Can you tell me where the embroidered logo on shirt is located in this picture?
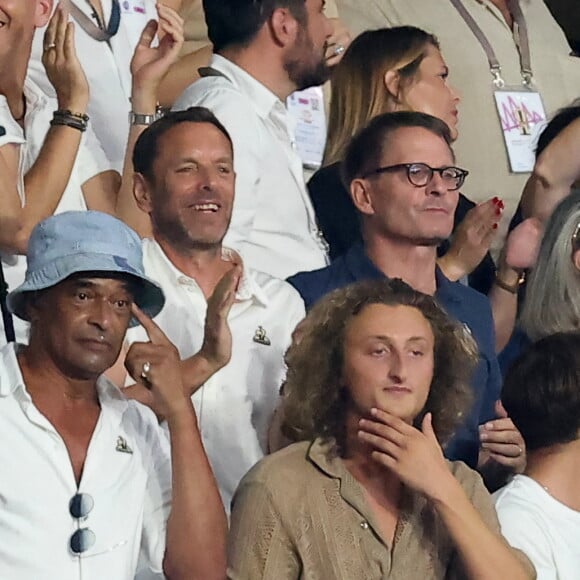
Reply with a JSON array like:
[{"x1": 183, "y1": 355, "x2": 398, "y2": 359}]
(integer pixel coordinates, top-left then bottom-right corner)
[
  {"x1": 253, "y1": 326, "x2": 271, "y2": 346},
  {"x1": 116, "y1": 436, "x2": 133, "y2": 454}
]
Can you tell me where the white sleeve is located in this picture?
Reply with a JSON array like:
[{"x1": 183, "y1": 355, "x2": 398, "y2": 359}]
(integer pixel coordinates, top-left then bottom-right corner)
[
  {"x1": 496, "y1": 505, "x2": 557, "y2": 580},
  {"x1": 0, "y1": 96, "x2": 25, "y2": 147},
  {"x1": 136, "y1": 413, "x2": 173, "y2": 578},
  {"x1": 76, "y1": 120, "x2": 115, "y2": 185},
  {"x1": 176, "y1": 86, "x2": 263, "y2": 257}
]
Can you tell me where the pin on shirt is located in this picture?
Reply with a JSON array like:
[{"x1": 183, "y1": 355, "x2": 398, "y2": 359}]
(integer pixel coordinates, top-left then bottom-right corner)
[
  {"x1": 116, "y1": 436, "x2": 133, "y2": 454},
  {"x1": 253, "y1": 326, "x2": 271, "y2": 346}
]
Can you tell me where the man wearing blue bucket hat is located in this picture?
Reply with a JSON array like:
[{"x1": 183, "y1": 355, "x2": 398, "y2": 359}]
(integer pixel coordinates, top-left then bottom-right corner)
[{"x1": 0, "y1": 210, "x2": 227, "y2": 579}]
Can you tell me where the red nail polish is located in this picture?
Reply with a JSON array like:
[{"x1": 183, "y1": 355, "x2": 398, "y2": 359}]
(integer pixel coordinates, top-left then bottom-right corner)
[
  {"x1": 492, "y1": 196, "x2": 499, "y2": 204},
  {"x1": 493, "y1": 223, "x2": 498, "y2": 229}
]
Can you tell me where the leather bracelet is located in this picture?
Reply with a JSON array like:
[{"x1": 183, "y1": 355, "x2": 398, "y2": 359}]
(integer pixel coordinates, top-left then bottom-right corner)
[
  {"x1": 55, "y1": 109, "x2": 89, "y2": 122},
  {"x1": 50, "y1": 112, "x2": 88, "y2": 132},
  {"x1": 494, "y1": 270, "x2": 526, "y2": 294}
]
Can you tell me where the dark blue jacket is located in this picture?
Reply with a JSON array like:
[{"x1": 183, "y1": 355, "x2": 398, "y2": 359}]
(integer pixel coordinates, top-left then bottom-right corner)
[{"x1": 288, "y1": 244, "x2": 502, "y2": 468}]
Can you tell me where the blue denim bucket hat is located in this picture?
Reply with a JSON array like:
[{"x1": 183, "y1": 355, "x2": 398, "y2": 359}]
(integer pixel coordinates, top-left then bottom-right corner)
[{"x1": 7, "y1": 211, "x2": 165, "y2": 326}]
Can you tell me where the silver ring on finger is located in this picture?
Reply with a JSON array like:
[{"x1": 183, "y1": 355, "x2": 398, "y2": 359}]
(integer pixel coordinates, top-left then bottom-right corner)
[
  {"x1": 44, "y1": 43, "x2": 57, "y2": 51},
  {"x1": 140, "y1": 361, "x2": 151, "y2": 380},
  {"x1": 334, "y1": 43, "x2": 345, "y2": 56}
]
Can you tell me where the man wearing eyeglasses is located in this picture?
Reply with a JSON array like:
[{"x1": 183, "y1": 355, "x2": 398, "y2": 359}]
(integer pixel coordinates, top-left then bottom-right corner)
[
  {"x1": 0, "y1": 211, "x2": 227, "y2": 579},
  {"x1": 288, "y1": 111, "x2": 525, "y2": 485}
]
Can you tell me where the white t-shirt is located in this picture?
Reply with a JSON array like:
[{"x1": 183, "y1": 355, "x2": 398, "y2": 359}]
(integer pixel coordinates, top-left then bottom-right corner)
[
  {"x1": 0, "y1": 79, "x2": 110, "y2": 346},
  {"x1": 28, "y1": 0, "x2": 157, "y2": 171},
  {"x1": 173, "y1": 54, "x2": 330, "y2": 279},
  {"x1": 494, "y1": 474, "x2": 580, "y2": 579},
  {"x1": 0, "y1": 343, "x2": 172, "y2": 580},
  {"x1": 125, "y1": 239, "x2": 306, "y2": 512}
]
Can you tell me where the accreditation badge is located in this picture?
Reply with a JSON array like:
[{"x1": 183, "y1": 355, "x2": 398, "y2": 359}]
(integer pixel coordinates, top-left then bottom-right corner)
[
  {"x1": 493, "y1": 89, "x2": 547, "y2": 173},
  {"x1": 287, "y1": 86, "x2": 327, "y2": 171},
  {"x1": 120, "y1": 0, "x2": 146, "y2": 14}
]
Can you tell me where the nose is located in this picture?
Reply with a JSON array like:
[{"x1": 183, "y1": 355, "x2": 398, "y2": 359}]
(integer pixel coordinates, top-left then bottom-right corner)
[
  {"x1": 324, "y1": 14, "x2": 334, "y2": 39},
  {"x1": 450, "y1": 83, "x2": 461, "y2": 104},
  {"x1": 88, "y1": 298, "x2": 114, "y2": 331},
  {"x1": 426, "y1": 171, "x2": 448, "y2": 197},
  {"x1": 387, "y1": 350, "x2": 406, "y2": 383}
]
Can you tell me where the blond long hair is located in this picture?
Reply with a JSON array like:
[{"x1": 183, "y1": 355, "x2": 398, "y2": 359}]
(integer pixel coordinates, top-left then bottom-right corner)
[
  {"x1": 281, "y1": 279, "x2": 478, "y2": 451},
  {"x1": 324, "y1": 26, "x2": 440, "y2": 166}
]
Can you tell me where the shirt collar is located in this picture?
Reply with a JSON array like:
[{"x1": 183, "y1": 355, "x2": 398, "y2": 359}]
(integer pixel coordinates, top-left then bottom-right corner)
[
  {"x1": 344, "y1": 244, "x2": 461, "y2": 304},
  {"x1": 0, "y1": 343, "x2": 128, "y2": 421},
  {"x1": 23, "y1": 76, "x2": 49, "y2": 117},
  {"x1": 0, "y1": 343, "x2": 25, "y2": 397},
  {"x1": 145, "y1": 239, "x2": 270, "y2": 307},
  {"x1": 209, "y1": 54, "x2": 282, "y2": 120}
]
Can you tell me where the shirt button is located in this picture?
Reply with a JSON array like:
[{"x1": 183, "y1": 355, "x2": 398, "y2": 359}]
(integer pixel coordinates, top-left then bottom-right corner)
[{"x1": 360, "y1": 521, "x2": 369, "y2": 530}]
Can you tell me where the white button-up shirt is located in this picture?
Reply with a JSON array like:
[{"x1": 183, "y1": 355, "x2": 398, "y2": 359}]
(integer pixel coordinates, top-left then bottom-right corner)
[
  {"x1": 173, "y1": 54, "x2": 330, "y2": 279},
  {"x1": 0, "y1": 343, "x2": 172, "y2": 580},
  {"x1": 125, "y1": 239, "x2": 305, "y2": 511},
  {"x1": 0, "y1": 79, "x2": 110, "y2": 346},
  {"x1": 28, "y1": 0, "x2": 157, "y2": 171}
]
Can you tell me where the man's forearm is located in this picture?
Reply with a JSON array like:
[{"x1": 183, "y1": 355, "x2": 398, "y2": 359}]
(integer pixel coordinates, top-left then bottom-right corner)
[
  {"x1": 163, "y1": 404, "x2": 227, "y2": 580},
  {"x1": 431, "y1": 477, "x2": 533, "y2": 579},
  {"x1": 19, "y1": 121, "x2": 85, "y2": 250}
]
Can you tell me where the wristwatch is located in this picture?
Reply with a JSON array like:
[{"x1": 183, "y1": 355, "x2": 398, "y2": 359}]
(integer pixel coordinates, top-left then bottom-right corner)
[{"x1": 129, "y1": 111, "x2": 158, "y2": 126}]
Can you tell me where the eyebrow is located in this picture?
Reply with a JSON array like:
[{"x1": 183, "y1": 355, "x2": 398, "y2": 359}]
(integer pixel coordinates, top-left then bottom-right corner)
[
  {"x1": 368, "y1": 335, "x2": 430, "y2": 345},
  {"x1": 176, "y1": 155, "x2": 233, "y2": 165},
  {"x1": 71, "y1": 278, "x2": 131, "y2": 292}
]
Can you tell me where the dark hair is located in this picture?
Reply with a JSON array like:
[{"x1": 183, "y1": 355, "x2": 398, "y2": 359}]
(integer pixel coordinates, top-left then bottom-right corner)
[
  {"x1": 281, "y1": 278, "x2": 478, "y2": 450},
  {"x1": 536, "y1": 99, "x2": 580, "y2": 158},
  {"x1": 203, "y1": 0, "x2": 307, "y2": 53},
  {"x1": 341, "y1": 111, "x2": 454, "y2": 188},
  {"x1": 132, "y1": 107, "x2": 233, "y2": 182},
  {"x1": 502, "y1": 332, "x2": 580, "y2": 452}
]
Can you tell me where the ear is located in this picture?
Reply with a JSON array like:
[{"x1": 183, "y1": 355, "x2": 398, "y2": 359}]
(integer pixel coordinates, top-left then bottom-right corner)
[
  {"x1": 35, "y1": 0, "x2": 54, "y2": 28},
  {"x1": 383, "y1": 70, "x2": 402, "y2": 103},
  {"x1": 269, "y1": 7, "x2": 299, "y2": 48},
  {"x1": 573, "y1": 247, "x2": 580, "y2": 271},
  {"x1": 133, "y1": 173, "x2": 154, "y2": 214},
  {"x1": 350, "y1": 178, "x2": 375, "y2": 217}
]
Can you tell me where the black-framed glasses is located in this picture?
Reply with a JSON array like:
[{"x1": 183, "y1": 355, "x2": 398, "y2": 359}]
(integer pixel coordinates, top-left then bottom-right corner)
[
  {"x1": 362, "y1": 162, "x2": 469, "y2": 191},
  {"x1": 69, "y1": 493, "x2": 96, "y2": 555}
]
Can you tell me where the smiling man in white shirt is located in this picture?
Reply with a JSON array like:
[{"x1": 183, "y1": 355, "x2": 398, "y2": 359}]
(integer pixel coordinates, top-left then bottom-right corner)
[
  {"x1": 173, "y1": 0, "x2": 333, "y2": 279},
  {"x1": 116, "y1": 106, "x2": 306, "y2": 512}
]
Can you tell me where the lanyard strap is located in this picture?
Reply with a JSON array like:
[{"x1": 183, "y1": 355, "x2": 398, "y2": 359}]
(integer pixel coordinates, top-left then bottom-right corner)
[
  {"x1": 0, "y1": 260, "x2": 15, "y2": 344},
  {"x1": 63, "y1": 0, "x2": 121, "y2": 43},
  {"x1": 449, "y1": 0, "x2": 533, "y2": 87}
]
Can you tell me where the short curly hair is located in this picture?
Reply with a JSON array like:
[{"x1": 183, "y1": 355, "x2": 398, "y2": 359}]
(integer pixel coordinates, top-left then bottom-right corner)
[{"x1": 281, "y1": 279, "x2": 478, "y2": 451}]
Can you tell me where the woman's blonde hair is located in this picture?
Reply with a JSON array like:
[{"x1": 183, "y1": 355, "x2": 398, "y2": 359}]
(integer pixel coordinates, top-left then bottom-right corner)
[
  {"x1": 281, "y1": 279, "x2": 478, "y2": 451},
  {"x1": 324, "y1": 26, "x2": 440, "y2": 165}
]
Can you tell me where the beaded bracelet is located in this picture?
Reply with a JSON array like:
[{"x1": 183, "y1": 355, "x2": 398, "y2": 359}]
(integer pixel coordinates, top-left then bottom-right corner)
[{"x1": 50, "y1": 109, "x2": 89, "y2": 132}]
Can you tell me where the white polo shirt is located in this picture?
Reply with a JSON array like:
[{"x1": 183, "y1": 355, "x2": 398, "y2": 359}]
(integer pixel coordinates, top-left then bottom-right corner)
[
  {"x1": 125, "y1": 239, "x2": 306, "y2": 511},
  {"x1": 28, "y1": 0, "x2": 157, "y2": 171},
  {"x1": 173, "y1": 54, "x2": 330, "y2": 279},
  {"x1": 0, "y1": 343, "x2": 172, "y2": 580},
  {"x1": 0, "y1": 79, "x2": 110, "y2": 346}
]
